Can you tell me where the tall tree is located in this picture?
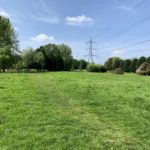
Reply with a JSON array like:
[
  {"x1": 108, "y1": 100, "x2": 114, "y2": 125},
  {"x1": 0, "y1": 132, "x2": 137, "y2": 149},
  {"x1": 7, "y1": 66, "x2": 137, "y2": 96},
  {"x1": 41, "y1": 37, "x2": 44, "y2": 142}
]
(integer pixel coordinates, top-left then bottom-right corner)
[
  {"x1": 0, "y1": 47, "x2": 12, "y2": 72},
  {"x1": 57, "y1": 44, "x2": 73, "y2": 71},
  {"x1": 104, "y1": 57, "x2": 113, "y2": 71},
  {"x1": 136, "y1": 56, "x2": 146, "y2": 68},
  {"x1": 146, "y1": 56, "x2": 150, "y2": 63},
  {"x1": 0, "y1": 16, "x2": 17, "y2": 72},
  {"x1": 79, "y1": 59, "x2": 88, "y2": 70},
  {"x1": 119, "y1": 60, "x2": 125, "y2": 70},
  {"x1": 33, "y1": 51, "x2": 45, "y2": 71},
  {"x1": 37, "y1": 44, "x2": 64, "y2": 71},
  {"x1": 72, "y1": 59, "x2": 80, "y2": 70},
  {"x1": 105, "y1": 57, "x2": 122, "y2": 70},
  {"x1": 22, "y1": 48, "x2": 34, "y2": 70},
  {"x1": 123, "y1": 59, "x2": 131, "y2": 72},
  {"x1": 112, "y1": 57, "x2": 122, "y2": 70},
  {"x1": 130, "y1": 58, "x2": 138, "y2": 72}
]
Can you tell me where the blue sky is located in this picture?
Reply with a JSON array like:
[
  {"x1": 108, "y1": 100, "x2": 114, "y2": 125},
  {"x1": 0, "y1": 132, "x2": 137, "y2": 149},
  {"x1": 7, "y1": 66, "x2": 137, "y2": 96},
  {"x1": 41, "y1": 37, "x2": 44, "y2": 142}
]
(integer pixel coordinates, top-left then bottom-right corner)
[{"x1": 0, "y1": 0, "x2": 150, "y2": 63}]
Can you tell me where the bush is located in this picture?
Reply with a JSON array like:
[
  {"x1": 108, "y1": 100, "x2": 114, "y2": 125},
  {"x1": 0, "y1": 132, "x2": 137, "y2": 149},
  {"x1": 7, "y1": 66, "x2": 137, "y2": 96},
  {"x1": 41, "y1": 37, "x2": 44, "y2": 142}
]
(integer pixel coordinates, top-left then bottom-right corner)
[
  {"x1": 99, "y1": 65, "x2": 107, "y2": 72},
  {"x1": 86, "y1": 64, "x2": 99, "y2": 72},
  {"x1": 86, "y1": 64, "x2": 107, "y2": 73},
  {"x1": 113, "y1": 68, "x2": 124, "y2": 74},
  {"x1": 137, "y1": 70, "x2": 150, "y2": 76},
  {"x1": 136, "y1": 62, "x2": 150, "y2": 76},
  {"x1": 14, "y1": 61, "x2": 24, "y2": 70}
]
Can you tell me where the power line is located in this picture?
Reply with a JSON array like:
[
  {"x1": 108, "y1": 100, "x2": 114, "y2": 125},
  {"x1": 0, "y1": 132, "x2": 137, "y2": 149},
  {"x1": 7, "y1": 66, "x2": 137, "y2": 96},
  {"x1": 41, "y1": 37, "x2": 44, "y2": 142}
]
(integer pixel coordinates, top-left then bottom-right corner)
[
  {"x1": 115, "y1": 31, "x2": 150, "y2": 45},
  {"x1": 100, "y1": 39, "x2": 150, "y2": 54},
  {"x1": 100, "y1": 31, "x2": 150, "y2": 49},
  {"x1": 85, "y1": 38, "x2": 97, "y2": 63},
  {"x1": 99, "y1": 13, "x2": 150, "y2": 48},
  {"x1": 111, "y1": 14, "x2": 150, "y2": 39},
  {"x1": 117, "y1": 39, "x2": 150, "y2": 50},
  {"x1": 96, "y1": 0, "x2": 149, "y2": 59},
  {"x1": 127, "y1": 47, "x2": 150, "y2": 54},
  {"x1": 101, "y1": 0, "x2": 146, "y2": 33},
  {"x1": 97, "y1": 0, "x2": 149, "y2": 48},
  {"x1": 101, "y1": 48, "x2": 150, "y2": 61}
]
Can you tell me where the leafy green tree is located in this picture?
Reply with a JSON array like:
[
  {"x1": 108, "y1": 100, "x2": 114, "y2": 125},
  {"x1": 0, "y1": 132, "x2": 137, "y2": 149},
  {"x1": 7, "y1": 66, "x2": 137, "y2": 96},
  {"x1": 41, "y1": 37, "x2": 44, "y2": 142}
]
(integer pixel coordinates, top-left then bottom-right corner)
[
  {"x1": 137, "y1": 56, "x2": 146, "y2": 68},
  {"x1": 33, "y1": 51, "x2": 45, "y2": 71},
  {"x1": 37, "y1": 44, "x2": 64, "y2": 71},
  {"x1": 22, "y1": 48, "x2": 34, "y2": 70},
  {"x1": 0, "y1": 47, "x2": 13, "y2": 72},
  {"x1": 57, "y1": 44, "x2": 73, "y2": 71},
  {"x1": 104, "y1": 57, "x2": 113, "y2": 71},
  {"x1": 146, "y1": 56, "x2": 150, "y2": 63},
  {"x1": 79, "y1": 59, "x2": 88, "y2": 70},
  {"x1": 112, "y1": 57, "x2": 122, "y2": 70},
  {"x1": 119, "y1": 60, "x2": 125, "y2": 70},
  {"x1": 0, "y1": 16, "x2": 18, "y2": 72},
  {"x1": 72, "y1": 59, "x2": 80, "y2": 70},
  {"x1": 123, "y1": 59, "x2": 131, "y2": 72},
  {"x1": 105, "y1": 57, "x2": 122, "y2": 70},
  {"x1": 130, "y1": 58, "x2": 138, "y2": 72}
]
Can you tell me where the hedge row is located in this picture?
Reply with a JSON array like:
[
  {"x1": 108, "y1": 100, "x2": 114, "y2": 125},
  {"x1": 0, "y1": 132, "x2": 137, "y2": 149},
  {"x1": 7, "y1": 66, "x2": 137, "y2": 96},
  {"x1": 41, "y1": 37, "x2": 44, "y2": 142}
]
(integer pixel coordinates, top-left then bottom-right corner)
[{"x1": 86, "y1": 64, "x2": 107, "y2": 72}]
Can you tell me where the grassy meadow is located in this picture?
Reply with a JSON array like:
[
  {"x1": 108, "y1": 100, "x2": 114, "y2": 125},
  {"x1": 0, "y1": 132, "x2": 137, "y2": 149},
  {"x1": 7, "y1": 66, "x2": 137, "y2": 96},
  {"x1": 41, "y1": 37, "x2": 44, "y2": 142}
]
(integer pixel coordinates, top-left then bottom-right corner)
[{"x1": 0, "y1": 72, "x2": 150, "y2": 149}]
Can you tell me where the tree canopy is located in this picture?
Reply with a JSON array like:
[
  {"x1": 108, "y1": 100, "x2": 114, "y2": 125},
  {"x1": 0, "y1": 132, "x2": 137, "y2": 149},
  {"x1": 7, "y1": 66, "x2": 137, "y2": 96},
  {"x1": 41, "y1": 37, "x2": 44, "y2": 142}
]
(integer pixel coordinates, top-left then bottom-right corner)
[
  {"x1": 104, "y1": 56, "x2": 149, "y2": 73},
  {"x1": 0, "y1": 16, "x2": 18, "y2": 72}
]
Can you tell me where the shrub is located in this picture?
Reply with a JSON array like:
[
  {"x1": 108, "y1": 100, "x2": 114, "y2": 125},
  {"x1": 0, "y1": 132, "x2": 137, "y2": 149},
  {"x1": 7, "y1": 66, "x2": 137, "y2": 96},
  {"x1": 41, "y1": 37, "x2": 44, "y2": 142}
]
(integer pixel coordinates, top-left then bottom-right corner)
[
  {"x1": 136, "y1": 62, "x2": 150, "y2": 76},
  {"x1": 86, "y1": 64, "x2": 99, "y2": 72},
  {"x1": 136, "y1": 70, "x2": 150, "y2": 76},
  {"x1": 99, "y1": 65, "x2": 107, "y2": 72},
  {"x1": 14, "y1": 61, "x2": 24, "y2": 70},
  {"x1": 113, "y1": 68, "x2": 124, "y2": 74},
  {"x1": 86, "y1": 64, "x2": 107, "y2": 73}
]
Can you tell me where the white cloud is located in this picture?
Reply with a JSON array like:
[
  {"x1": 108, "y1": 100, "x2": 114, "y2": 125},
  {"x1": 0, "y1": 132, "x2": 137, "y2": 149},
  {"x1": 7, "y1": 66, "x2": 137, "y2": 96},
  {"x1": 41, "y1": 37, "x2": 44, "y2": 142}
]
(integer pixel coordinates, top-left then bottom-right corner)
[
  {"x1": 112, "y1": 50, "x2": 124, "y2": 56},
  {"x1": 0, "y1": 10, "x2": 10, "y2": 18},
  {"x1": 30, "y1": 34, "x2": 54, "y2": 43},
  {"x1": 66, "y1": 15, "x2": 94, "y2": 26}
]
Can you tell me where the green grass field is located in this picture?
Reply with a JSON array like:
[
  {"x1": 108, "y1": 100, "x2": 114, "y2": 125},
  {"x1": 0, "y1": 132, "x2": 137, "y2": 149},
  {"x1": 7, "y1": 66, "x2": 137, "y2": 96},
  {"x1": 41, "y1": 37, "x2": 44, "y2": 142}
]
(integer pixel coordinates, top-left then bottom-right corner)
[{"x1": 0, "y1": 72, "x2": 150, "y2": 150}]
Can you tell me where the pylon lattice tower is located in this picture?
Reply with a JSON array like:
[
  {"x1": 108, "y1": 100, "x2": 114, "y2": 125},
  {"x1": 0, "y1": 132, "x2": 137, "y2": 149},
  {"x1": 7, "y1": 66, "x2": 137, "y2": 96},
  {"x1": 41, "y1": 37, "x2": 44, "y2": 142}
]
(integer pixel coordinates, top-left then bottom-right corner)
[{"x1": 86, "y1": 38, "x2": 96, "y2": 63}]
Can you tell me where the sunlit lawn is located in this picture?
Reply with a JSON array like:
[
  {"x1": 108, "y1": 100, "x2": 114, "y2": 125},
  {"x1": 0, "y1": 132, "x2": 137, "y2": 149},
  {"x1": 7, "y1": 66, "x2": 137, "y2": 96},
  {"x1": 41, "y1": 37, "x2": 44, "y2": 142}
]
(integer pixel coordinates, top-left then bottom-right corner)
[{"x1": 0, "y1": 72, "x2": 150, "y2": 149}]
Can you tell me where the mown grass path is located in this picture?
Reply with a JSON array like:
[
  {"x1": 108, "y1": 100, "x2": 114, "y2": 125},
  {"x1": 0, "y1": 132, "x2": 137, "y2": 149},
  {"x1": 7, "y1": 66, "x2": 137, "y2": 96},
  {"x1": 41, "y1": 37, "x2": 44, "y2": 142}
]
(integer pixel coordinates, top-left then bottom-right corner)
[{"x1": 0, "y1": 72, "x2": 150, "y2": 149}]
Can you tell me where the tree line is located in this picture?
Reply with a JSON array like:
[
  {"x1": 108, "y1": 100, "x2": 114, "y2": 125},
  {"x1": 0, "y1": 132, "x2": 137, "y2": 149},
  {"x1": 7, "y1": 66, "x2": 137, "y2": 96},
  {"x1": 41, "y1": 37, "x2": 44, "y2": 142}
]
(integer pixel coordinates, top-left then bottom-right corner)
[
  {"x1": 104, "y1": 56, "x2": 150, "y2": 72},
  {"x1": 17, "y1": 44, "x2": 72, "y2": 71},
  {"x1": 1, "y1": 15, "x2": 149, "y2": 73},
  {"x1": 0, "y1": 15, "x2": 88, "y2": 72},
  {"x1": 16, "y1": 45, "x2": 88, "y2": 71}
]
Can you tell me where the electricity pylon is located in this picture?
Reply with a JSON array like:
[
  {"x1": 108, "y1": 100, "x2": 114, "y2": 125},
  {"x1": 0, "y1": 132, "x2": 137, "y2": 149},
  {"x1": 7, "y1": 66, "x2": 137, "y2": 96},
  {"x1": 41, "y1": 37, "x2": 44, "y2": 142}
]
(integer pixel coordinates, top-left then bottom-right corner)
[{"x1": 86, "y1": 38, "x2": 96, "y2": 63}]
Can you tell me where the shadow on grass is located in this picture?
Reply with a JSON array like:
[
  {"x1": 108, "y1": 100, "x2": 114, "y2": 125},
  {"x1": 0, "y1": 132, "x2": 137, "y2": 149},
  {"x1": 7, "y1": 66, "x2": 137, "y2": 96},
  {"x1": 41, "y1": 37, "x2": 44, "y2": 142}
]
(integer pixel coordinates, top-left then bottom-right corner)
[
  {"x1": 0, "y1": 69, "x2": 74, "y2": 74},
  {"x1": 0, "y1": 86, "x2": 5, "y2": 89}
]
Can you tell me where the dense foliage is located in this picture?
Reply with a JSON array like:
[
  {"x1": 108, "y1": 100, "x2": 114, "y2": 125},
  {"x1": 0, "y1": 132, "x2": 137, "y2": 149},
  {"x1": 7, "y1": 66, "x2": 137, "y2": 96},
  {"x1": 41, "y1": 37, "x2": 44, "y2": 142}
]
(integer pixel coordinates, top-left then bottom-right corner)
[
  {"x1": 72, "y1": 59, "x2": 88, "y2": 70},
  {"x1": 37, "y1": 44, "x2": 64, "y2": 71},
  {"x1": 86, "y1": 64, "x2": 107, "y2": 72},
  {"x1": 0, "y1": 16, "x2": 19, "y2": 72},
  {"x1": 18, "y1": 44, "x2": 72, "y2": 71},
  {"x1": 104, "y1": 56, "x2": 150, "y2": 73},
  {"x1": 15, "y1": 44, "x2": 88, "y2": 72}
]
